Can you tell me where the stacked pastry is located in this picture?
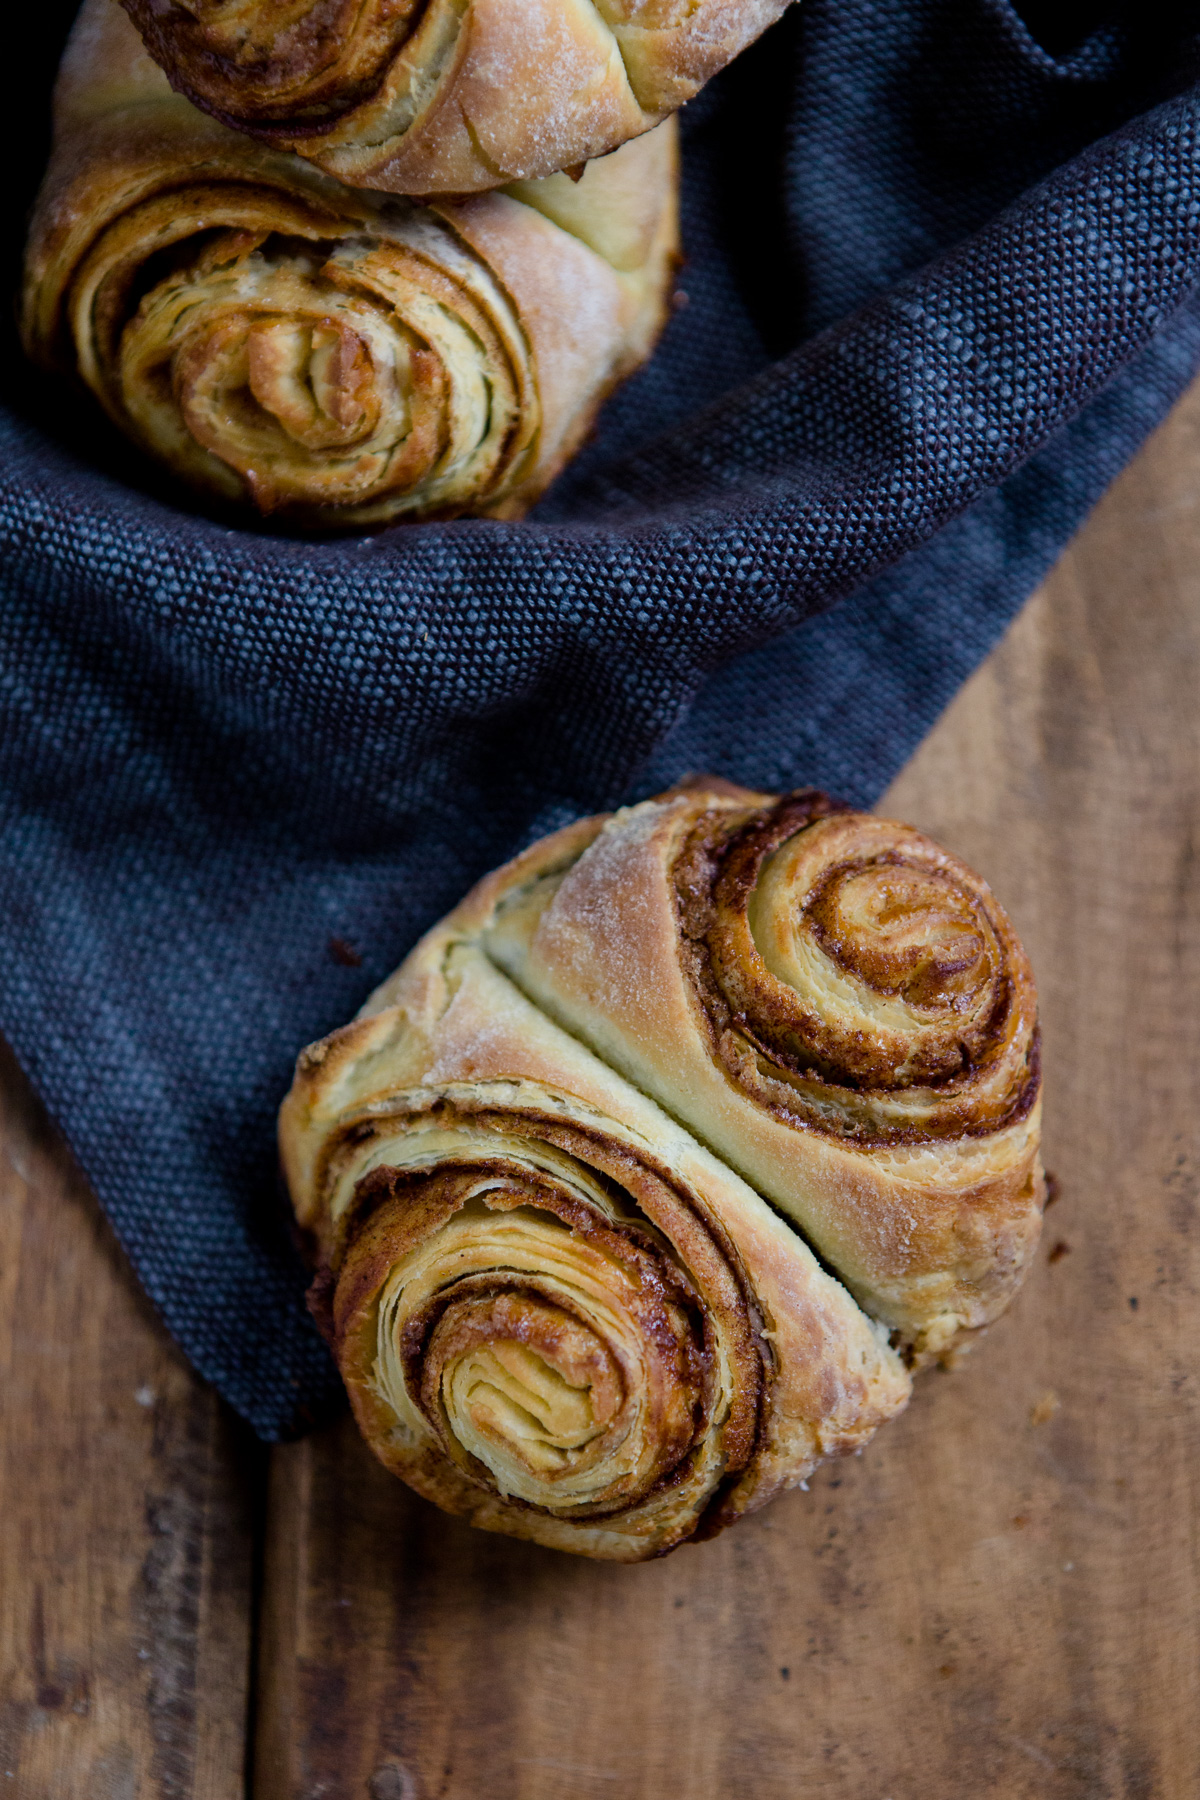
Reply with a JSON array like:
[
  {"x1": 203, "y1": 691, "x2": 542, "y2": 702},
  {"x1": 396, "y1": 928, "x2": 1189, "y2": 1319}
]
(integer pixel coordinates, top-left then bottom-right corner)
[
  {"x1": 21, "y1": 0, "x2": 793, "y2": 526},
  {"x1": 282, "y1": 783, "x2": 1045, "y2": 1560}
]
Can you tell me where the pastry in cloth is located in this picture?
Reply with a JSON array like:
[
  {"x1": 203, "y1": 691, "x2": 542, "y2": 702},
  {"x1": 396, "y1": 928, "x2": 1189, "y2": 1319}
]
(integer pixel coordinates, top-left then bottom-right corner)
[
  {"x1": 21, "y1": 0, "x2": 678, "y2": 528},
  {"x1": 116, "y1": 0, "x2": 790, "y2": 195},
  {"x1": 280, "y1": 783, "x2": 1044, "y2": 1559}
]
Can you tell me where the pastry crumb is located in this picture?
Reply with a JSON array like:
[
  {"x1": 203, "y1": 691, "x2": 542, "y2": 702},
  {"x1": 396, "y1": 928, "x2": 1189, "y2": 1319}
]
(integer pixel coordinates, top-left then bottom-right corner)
[{"x1": 1030, "y1": 1390, "x2": 1060, "y2": 1426}]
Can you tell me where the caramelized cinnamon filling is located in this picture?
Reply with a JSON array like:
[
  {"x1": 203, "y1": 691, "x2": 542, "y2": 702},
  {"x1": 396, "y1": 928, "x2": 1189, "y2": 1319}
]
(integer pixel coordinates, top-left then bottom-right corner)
[
  {"x1": 676, "y1": 792, "x2": 1040, "y2": 1143},
  {"x1": 124, "y1": 0, "x2": 431, "y2": 130},
  {"x1": 330, "y1": 1121, "x2": 763, "y2": 1520},
  {"x1": 79, "y1": 214, "x2": 528, "y2": 521}
]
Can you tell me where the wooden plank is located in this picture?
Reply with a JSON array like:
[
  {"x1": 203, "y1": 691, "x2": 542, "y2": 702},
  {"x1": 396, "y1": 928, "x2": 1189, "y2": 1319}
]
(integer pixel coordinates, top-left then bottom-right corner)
[
  {"x1": 0, "y1": 1038, "x2": 261, "y2": 1799},
  {"x1": 254, "y1": 377, "x2": 1200, "y2": 1800}
]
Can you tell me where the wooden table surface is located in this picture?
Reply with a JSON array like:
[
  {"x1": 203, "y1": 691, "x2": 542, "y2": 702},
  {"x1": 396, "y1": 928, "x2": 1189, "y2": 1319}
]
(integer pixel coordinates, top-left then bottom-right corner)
[{"x1": 3, "y1": 375, "x2": 1200, "y2": 1800}]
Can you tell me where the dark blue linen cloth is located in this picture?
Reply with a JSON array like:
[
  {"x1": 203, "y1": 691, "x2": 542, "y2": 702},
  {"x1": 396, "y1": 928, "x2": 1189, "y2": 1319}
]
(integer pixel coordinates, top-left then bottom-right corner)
[{"x1": 1, "y1": 1, "x2": 1198, "y2": 1437}]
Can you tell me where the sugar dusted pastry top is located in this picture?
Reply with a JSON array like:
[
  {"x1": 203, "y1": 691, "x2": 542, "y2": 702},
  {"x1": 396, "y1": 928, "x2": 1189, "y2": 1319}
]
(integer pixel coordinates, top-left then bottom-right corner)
[{"x1": 117, "y1": 0, "x2": 794, "y2": 194}]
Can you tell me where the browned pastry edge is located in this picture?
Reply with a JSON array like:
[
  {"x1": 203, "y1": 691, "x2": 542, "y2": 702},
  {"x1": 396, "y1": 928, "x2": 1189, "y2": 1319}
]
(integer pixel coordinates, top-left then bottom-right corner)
[{"x1": 123, "y1": 0, "x2": 429, "y2": 130}]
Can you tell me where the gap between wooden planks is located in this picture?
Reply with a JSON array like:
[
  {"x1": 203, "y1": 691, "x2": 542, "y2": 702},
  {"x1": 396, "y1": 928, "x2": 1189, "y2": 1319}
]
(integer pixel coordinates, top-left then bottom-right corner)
[
  {"x1": 4, "y1": 376, "x2": 1200, "y2": 1798},
  {"x1": 0, "y1": 1030, "x2": 261, "y2": 1798}
]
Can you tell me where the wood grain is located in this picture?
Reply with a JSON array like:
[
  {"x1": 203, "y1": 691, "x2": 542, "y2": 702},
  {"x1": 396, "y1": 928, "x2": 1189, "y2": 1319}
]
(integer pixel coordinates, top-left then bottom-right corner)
[
  {"x1": 0, "y1": 1039, "x2": 261, "y2": 1800},
  {"x1": 253, "y1": 381, "x2": 1200, "y2": 1800}
]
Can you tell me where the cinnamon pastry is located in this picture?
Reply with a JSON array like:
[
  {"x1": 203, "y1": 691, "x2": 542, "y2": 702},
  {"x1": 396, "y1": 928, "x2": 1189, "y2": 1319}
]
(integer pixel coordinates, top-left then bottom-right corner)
[
  {"x1": 282, "y1": 783, "x2": 1044, "y2": 1556},
  {"x1": 115, "y1": 0, "x2": 790, "y2": 196},
  {"x1": 279, "y1": 838, "x2": 910, "y2": 1561},
  {"x1": 484, "y1": 783, "x2": 1045, "y2": 1362},
  {"x1": 21, "y1": 0, "x2": 677, "y2": 527}
]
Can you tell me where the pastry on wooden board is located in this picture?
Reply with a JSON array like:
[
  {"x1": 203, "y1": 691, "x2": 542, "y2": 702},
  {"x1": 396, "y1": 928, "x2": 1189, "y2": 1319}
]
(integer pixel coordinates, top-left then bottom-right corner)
[
  {"x1": 280, "y1": 782, "x2": 1044, "y2": 1560},
  {"x1": 115, "y1": 0, "x2": 791, "y2": 195},
  {"x1": 22, "y1": 0, "x2": 678, "y2": 528}
]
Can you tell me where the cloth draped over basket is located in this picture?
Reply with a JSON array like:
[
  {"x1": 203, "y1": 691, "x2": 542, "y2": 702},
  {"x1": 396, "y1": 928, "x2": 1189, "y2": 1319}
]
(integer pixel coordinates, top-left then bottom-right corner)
[{"x1": 0, "y1": 0, "x2": 1197, "y2": 1436}]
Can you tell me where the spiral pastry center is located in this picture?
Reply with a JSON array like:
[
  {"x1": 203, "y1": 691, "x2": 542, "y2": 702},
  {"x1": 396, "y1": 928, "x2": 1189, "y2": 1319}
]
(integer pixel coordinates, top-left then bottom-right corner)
[
  {"x1": 780, "y1": 861, "x2": 995, "y2": 1014},
  {"x1": 180, "y1": 302, "x2": 399, "y2": 478},
  {"x1": 369, "y1": 1183, "x2": 708, "y2": 1513},
  {"x1": 117, "y1": 231, "x2": 457, "y2": 511},
  {"x1": 429, "y1": 1293, "x2": 624, "y2": 1477},
  {"x1": 243, "y1": 313, "x2": 382, "y2": 447},
  {"x1": 698, "y1": 804, "x2": 1037, "y2": 1129}
]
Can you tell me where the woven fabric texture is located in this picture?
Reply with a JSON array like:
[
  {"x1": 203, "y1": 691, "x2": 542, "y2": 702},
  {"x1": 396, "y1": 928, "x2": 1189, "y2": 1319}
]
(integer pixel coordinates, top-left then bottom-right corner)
[{"x1": 1, "y1": 0, "x2": 1198, "y2": 1436}]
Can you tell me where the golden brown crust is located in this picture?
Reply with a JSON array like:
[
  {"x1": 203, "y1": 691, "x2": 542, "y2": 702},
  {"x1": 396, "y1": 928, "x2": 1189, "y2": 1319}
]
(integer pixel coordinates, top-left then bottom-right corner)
[
  {"x1": 279, "y1": 896, "x2": 909, "y2": 1561},
  {"x1": 118, "y1": 0, "x2": 792, "y2": 195},
  {"x1": 22, "y1": 0, "x2": 678, "y2": 529},
  {"x1": 482, "y1": 784, "x2": 1045, "y2": 1362}
]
